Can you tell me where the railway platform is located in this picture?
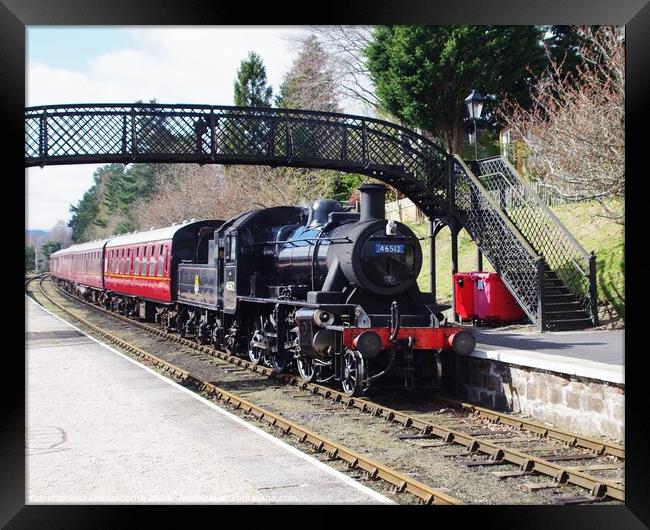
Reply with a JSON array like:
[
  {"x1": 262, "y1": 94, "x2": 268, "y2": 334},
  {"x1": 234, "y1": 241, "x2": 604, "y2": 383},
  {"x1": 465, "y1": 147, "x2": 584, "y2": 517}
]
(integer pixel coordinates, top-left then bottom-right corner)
[
  {"x1": 25, "y1": 298, "x2": 391, "y2": 504},
  {"x1": 473, "y1": 327, "x2": 623, "y2": 381},
  {"x1": 448, "y1": 326, "x2": 625, "y2": 442}
]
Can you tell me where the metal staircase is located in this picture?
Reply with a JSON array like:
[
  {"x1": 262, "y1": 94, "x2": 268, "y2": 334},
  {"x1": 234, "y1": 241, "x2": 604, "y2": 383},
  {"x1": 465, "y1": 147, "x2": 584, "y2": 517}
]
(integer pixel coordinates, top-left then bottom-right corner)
[
  {"x1": 455, "y1": 155, "x2": 597, "y2": 330},
  {"x1": 24, "y1": 104, "x2": 598, "y2": 330}
]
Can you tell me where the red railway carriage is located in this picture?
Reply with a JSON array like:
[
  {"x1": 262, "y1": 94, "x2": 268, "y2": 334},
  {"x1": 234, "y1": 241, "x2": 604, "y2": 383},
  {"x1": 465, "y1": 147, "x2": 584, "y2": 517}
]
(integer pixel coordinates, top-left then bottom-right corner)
[
  {"x1": 50, "y1": 239, "x2": 110, "y2": 289},
  {"x1": 103, "y1": 220, "x2": 221, "y2": 304}
]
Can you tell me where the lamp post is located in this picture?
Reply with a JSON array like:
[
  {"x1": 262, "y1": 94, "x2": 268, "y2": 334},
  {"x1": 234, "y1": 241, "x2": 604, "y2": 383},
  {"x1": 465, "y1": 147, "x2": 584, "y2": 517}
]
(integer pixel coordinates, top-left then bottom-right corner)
[
  {"x1": 465, "y1": 89, "x2": 487, "y2": 272},
  {"x1": 465, "y1": 89, "x2": 486, "y2": 161}
]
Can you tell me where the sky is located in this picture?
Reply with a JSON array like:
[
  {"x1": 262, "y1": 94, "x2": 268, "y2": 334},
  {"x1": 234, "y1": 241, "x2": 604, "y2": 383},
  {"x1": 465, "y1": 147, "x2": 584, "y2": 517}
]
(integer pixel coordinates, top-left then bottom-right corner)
[{"x1": 26, "y1": 26, "x2": 364, "y2": 231}]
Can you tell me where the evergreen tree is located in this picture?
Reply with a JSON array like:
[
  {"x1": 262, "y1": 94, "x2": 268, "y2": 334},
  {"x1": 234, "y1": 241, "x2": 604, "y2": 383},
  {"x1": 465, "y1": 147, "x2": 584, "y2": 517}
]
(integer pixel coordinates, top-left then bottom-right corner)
[
  {"x1": 365, "y1": 26, "x2": 547, "y2": 153},
  {"x1": 101, "y1": 164, "x2": 128, "y2": 213},
  {"x1": 544, "y1": 25, "x2": 602, "y2": 76},
  {"x1": 25, "y1": 245, "x2": 34, "y2": 272},
  {"x1": 68, "y1": 163, "x2": 157, "y2": 241},
  {"x1": 331, "y1": 173, "x2": 366, "y2": 202},
  {"x1": 40, "y1": 241, "x2": 62, "y2": 270},
  {"x1": 233, "y1": 52, "x2": 273, "y2": 107},
  {"x1": 68, "y1": 187, "x2": 99, "y2": 242}
]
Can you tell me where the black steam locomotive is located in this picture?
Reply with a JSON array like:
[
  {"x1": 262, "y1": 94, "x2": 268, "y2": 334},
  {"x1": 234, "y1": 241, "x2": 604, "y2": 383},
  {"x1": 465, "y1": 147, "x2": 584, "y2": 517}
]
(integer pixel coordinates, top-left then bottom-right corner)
[{"x1": 173, "y1": 184, "x2": 475, "y2": 396}]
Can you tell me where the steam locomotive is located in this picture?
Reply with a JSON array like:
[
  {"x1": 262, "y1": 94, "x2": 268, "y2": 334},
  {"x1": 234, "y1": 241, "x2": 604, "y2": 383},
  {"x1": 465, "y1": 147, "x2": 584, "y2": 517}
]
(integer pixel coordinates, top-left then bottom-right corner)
[{"x1": 51, "y1": 184, "x2": 475, "y2": 396}]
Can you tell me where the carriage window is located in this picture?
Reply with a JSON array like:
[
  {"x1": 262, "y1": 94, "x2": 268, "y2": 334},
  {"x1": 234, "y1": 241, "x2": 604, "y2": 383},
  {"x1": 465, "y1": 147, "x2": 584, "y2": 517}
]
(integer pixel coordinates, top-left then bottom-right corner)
[
  {"x1": 126, "y1": 249, "x2": 132, "y2": 275},
  {"x1": 149, "y1": 246, "x2": 156, "y2": 276},
  {"x1": 157, "y1": 245, "x2": 164, "y2": 276}
]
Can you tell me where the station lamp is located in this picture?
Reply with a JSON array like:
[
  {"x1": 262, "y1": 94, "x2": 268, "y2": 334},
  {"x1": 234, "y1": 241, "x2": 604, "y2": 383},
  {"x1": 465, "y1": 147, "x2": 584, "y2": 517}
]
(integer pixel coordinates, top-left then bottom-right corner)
[{"x1": 465, "y1": 89, "x2": 486, "y2": 160}]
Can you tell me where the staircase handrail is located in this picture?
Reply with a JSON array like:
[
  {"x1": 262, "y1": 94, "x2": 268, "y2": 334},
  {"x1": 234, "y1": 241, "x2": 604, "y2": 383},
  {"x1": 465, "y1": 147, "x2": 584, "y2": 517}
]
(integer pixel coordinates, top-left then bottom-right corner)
[
  {"x1": 474, "y1": 156, "x2": 596, "y2": 324},
  {"x1": 454, "y1": 156, "x2": 540, "y2": 260},
  {"x1": 476, "y1": 169, "x2": 589, "y2": 280},
  {"x1": 478, "y1": 156, "x2": 591, "y2": 261}
]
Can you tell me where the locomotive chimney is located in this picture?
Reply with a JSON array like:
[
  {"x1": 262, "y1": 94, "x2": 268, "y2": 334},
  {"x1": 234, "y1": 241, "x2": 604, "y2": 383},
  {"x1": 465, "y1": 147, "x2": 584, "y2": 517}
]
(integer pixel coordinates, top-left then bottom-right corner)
[{"x1": 359, "y1": 183, "x2": 386, "y2": 222}]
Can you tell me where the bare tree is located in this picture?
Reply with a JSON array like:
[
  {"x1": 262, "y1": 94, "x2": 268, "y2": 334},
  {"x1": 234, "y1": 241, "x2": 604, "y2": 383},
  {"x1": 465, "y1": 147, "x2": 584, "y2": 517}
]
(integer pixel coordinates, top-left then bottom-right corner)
[
  {"x1": 49, "y1": 220, "x2": 72, "y2": 247},
  {"x1": 277, "y1": 34, "x2": 341, "y2": 113},
  {"x1": 224, "y1": 165, "x2": 339, "y2": 207},
  {"x1": 134, "y1": 163, "x2": 339, "y2": 229},
  {"x1": 500, "y1": 26, "x2": 624, "y2": 222},
  {"x1": 134, "y1": 165, "x2": 246, "y2": 229},
  {"x1": 308, "y1": 26, "x2": 380, "y2": 113}
]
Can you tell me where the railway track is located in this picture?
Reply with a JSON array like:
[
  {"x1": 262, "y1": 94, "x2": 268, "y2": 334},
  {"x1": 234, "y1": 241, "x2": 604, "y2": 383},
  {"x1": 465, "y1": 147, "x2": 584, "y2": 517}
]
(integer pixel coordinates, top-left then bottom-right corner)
[{"x1": 27, "y1": 275, "x2": 625, "y2": 504}]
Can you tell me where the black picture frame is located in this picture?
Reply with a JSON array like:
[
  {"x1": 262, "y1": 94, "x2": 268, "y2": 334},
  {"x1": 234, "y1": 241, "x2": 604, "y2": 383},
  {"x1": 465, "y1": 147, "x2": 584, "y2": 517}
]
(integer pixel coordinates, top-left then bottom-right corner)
[{"x1": 7, "y1": 1, "x2": 647, "y2": 527}]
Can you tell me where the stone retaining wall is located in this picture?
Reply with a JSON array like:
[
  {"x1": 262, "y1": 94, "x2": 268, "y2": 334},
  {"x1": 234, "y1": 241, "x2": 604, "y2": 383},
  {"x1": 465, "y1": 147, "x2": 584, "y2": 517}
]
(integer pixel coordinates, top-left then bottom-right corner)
[{"x1": 444, "y1": 355, "x2": 624, "y2": 442}]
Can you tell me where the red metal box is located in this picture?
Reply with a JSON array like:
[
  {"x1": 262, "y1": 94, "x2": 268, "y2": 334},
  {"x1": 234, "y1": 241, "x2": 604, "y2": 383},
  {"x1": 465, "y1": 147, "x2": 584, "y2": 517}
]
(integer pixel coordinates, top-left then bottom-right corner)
[
  {"x1": 453, "y1": 272, "x2": 477, "y2": 322},
  {"x1": 473, "y1": 272, "x2": 525, "y2": 324}
]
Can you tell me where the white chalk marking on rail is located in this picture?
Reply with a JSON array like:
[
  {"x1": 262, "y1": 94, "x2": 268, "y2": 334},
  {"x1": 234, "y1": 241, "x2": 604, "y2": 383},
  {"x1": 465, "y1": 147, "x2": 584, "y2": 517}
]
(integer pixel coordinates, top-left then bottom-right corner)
[{"x1": 25, "y1": 296, "x2": 394, "y2": 504}]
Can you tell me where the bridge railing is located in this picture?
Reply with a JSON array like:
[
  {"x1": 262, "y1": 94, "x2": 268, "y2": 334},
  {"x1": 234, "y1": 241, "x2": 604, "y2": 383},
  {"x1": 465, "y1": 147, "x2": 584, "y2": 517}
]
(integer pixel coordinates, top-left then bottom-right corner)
[
  {"x1": 25, "y1": 103, "x2": 450, "y2": 217},
  {"x1": 472, "y1": 156, "x2": 597, "y2": 324},
  {"x1": 453, "y1": 156, "x2": 543, "y2": 327}
]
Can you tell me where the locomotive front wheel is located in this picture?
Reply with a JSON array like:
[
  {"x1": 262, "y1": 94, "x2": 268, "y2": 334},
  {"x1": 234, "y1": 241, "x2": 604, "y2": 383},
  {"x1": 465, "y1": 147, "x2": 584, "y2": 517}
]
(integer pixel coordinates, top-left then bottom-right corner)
[
  {"x1": 341, "y1": 349, "x2": 365, "y2": 397},
  {"x1": 296, "y1": 355, "x2": 317, "y2": 383},
  {"x1": 248, "y1": 329, "x2": 265, "y2": 365}
]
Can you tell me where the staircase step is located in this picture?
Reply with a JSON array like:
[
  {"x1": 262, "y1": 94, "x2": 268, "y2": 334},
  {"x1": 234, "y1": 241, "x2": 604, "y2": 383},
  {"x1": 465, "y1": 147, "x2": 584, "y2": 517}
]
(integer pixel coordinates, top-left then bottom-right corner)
[
  {"x1": 545, "y1": 286, "x2": 571, "y2": 296},
  {"x1": 546, "y1": 318, "x2": 594, "y2": 331},
  {"x1": 544, "y1": 293, "x2": 575, "y2": 302},
  {"x1": 546, "y1": 309, "x2": 591, "y2": 320},
  {"x1": 544, "y1": 302, "x2": 584, "y2": 312}
]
